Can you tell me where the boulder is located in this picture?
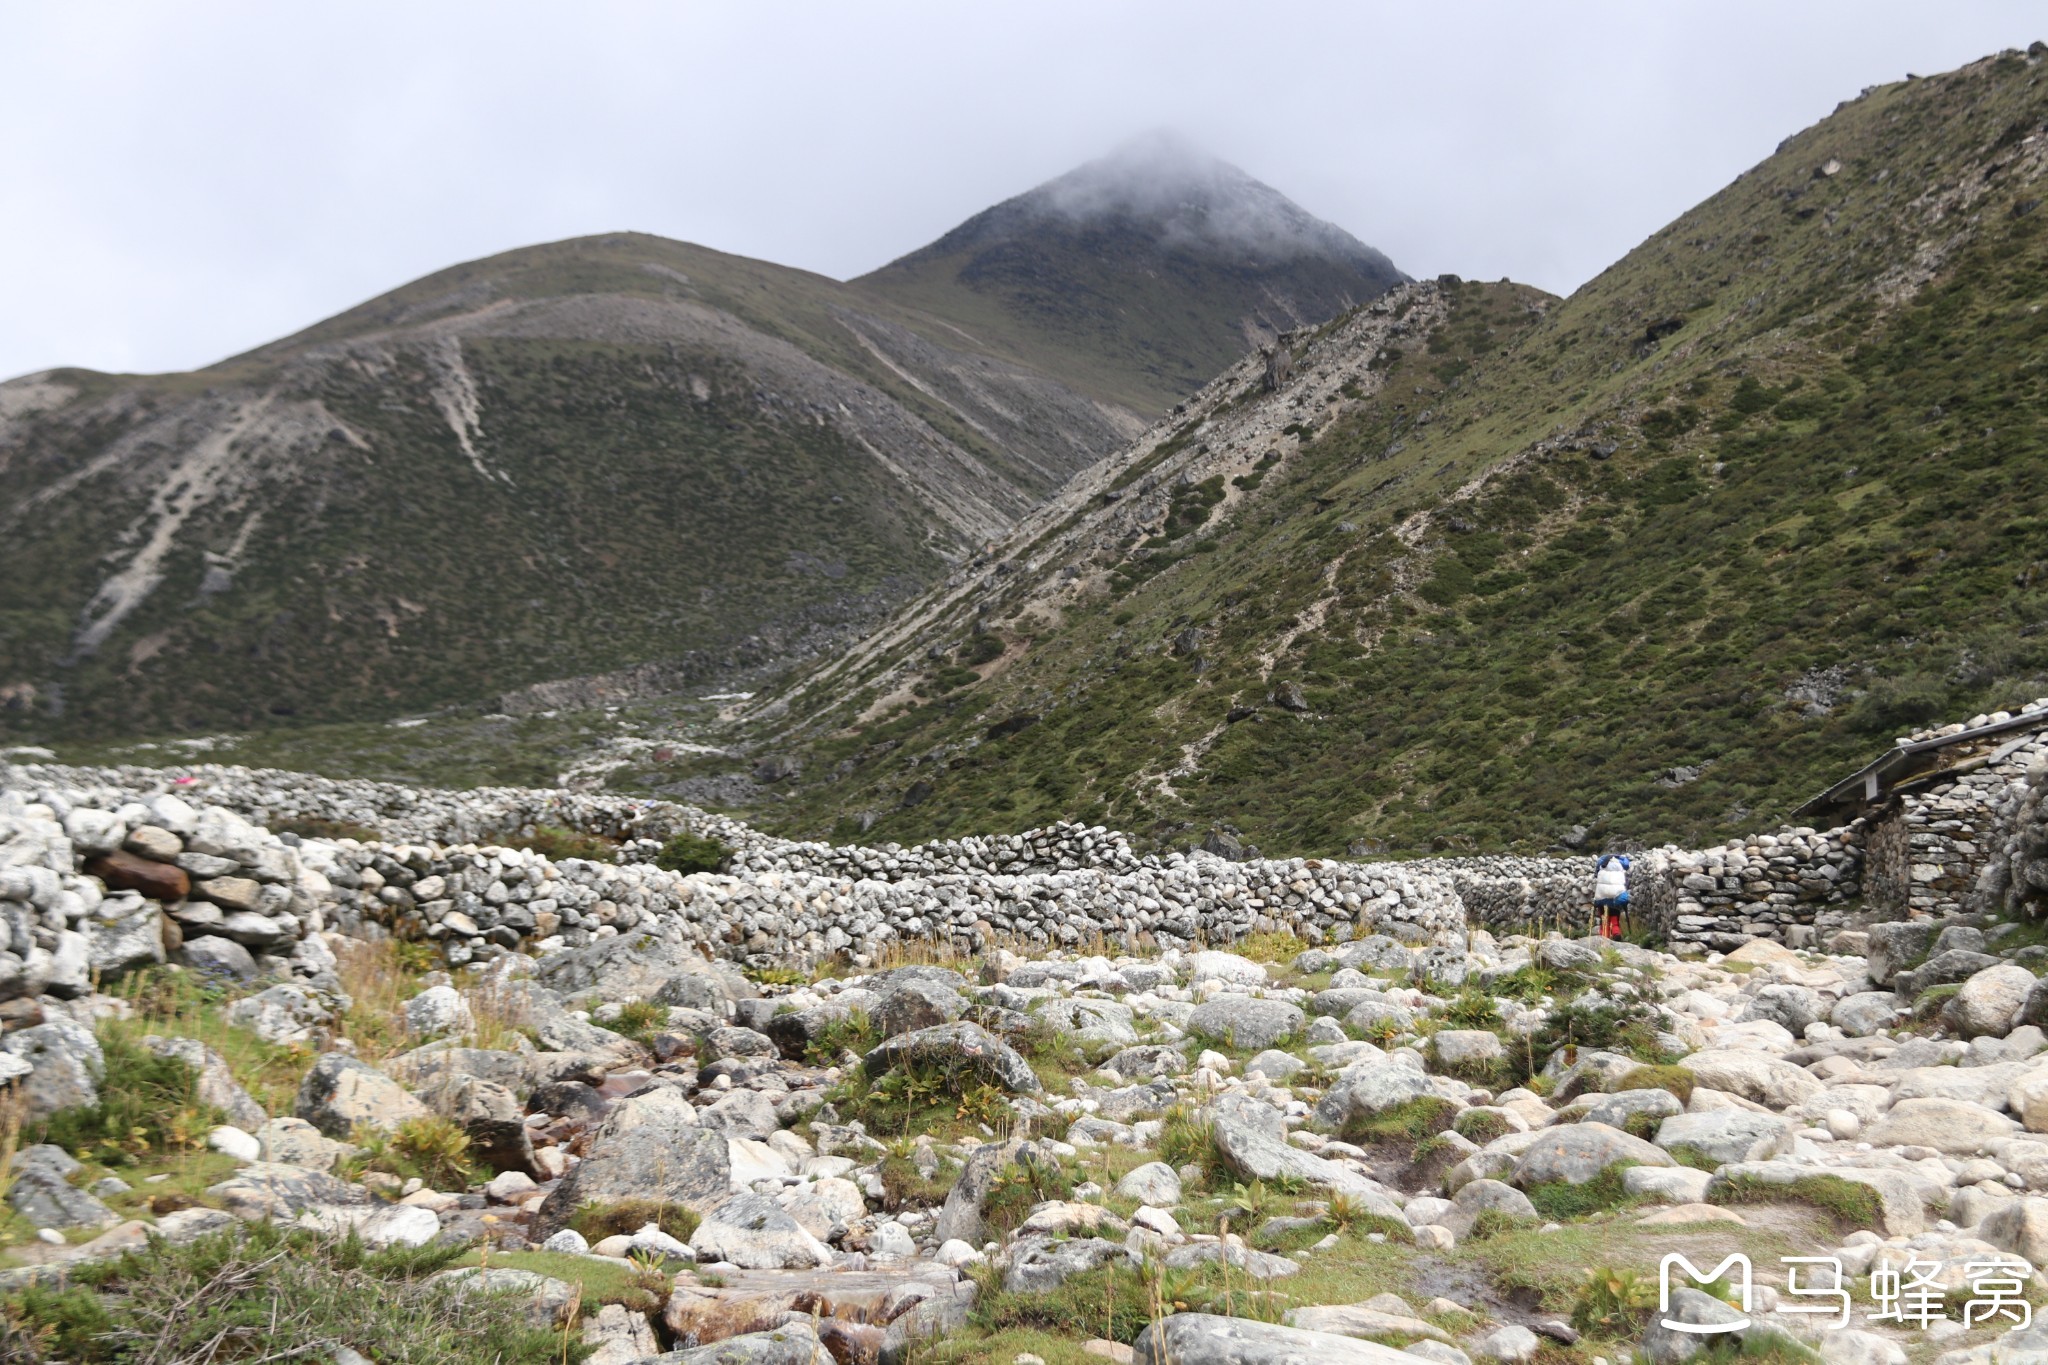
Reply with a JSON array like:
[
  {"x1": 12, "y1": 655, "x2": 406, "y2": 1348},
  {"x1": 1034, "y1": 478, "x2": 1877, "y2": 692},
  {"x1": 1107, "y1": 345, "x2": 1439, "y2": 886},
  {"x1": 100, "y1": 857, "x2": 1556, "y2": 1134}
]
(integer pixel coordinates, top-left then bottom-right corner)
[
  {"x1": 1866, "y1": 920, "x2": 1942, "y2": 985},
  {"x1": 84, "y1": 897, "x2": 166, "y2": 977},
  {"x1": 1678, "y1": 1049, "x2": 1824, "y2": 1108},
  {"x1": 1471, "y1": 1326, "x2": 1542, "y2": 1364},
  {"x1": 533, "y1": 1088, "x2": 732, "y2": 1238},
  {"x1": 1037, "y1": 998, "x2": 1141, "y2": 1046},
  {"x1": 1979, "y1": 1196, "x2": 2048, "y2": 1267},
  {"x1": 295, "y1": 1054, "x2": 429, "y2": 1138},
  {"x1": 1244, "y1": 1050, "x2": 1306, "y2": 1082},
  {"x1": 1441, "y1": 1179, "x2": 1539, "y2": 1237},
  {"x1": 405, "y1": 985, "x2": 474, "y2": 1037},
  {"x1": 645, "y1": 1323, "x2": 828, "y2": 1365},
  {"x1": 179, "y1": 935, "x2": 257, "y2": 981},
  {"x1": 1210, "y1": 1107, "x2": 1403, "y2": 1213},
  {"x1": 1, "y1": 1017, "x2": 104, "y2": 1120},
  {"x1": 207, "y1": 1163, "x2": 367, "y2": 1220},
  {"x1": 1161, "y1": 1243, "x2": 1299, "y2": 1277},
  {"x1": 781, "y1": 1177, "x2": 866, "y2": 1241},
  {"x1": 1511, "y1": 1123, "x2": 1672, "y2": 1187},
  {"x1": 874, "y1": 979, "x2": 965, "y2": 1037},
  {"x1": 1946, "y1": 965, "x2": 2039, "y2": 1039},
  {"x1": 1896, "y1": 950, "x2": 2004, "y2": 997},
  {"x1": 1652, "y1": 1111, "x2": 1793, "y2": 1165},
  {"x1": 1640, "y1": 1287, "x2": 1750, "y2": 1365},
  {"x1": 1187, "y1": 952, "x2": 1268, "y2": 987},
  {"x1": 1622, "y1": 1166, "x2": 1714, "y2": 1204},
  {"x1": 1863, "y1": 1097, "x2": 2018, "y2": 1155},
  {"x1": 1581, "y1": 1089, "x2": 1684, "y2": 1131},
  {"x1": 226, "y1": 983, "x2": 331, "y2": 1045},
  {"x1": 1003, "y1": 1235, "x2": 1128, "y2": 1292},
  {"x1": 688, "y1": 1193, "x2": 833, "y2": 1269},
  {"x1": 698, "y1": 1089, "x2": 781, "y2": 1141},
  {"x1": 1738, "y1": 985, "x2": 1823, "y2": 1035},
  {"x1": 413, "y1": 1071, "x2": 540, "y2": 1177},
  {"x1": 1831, "y1": 992, "x2": 1902, "y2": 1037},
  {"x1": 1313, "y1": 1064, "x2": 1432, "y2": 1129},
  {"x1": 934, "y1": 1139, "x2": 1059, "y2": 1247},
  {"x1": 7, "y1": 1170, "x2": 116, "y2": 1229},
  {"x1": 1116, "y1": 1161, "x2": 1182, "y2": 1207},
  {"x1": 1135, "y1": 1314, "x2": 1426, "y2": 1365},
  {"x1": 1433, "y1": 1031, "x2": 1506, "y2": 1069},
  {"x1": 863, "y1": 1022, "x2": 1040, "y2": 1094},
  {"x1": 254, "y1": 1117, "x2": 353, "y2": 1171}
]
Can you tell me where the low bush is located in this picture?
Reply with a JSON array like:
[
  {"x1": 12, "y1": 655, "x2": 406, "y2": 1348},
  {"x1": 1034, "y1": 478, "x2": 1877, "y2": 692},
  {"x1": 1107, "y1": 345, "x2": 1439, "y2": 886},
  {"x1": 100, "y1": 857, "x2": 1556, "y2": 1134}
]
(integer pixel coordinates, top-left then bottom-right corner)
[
  {"x1": 653, "y1": 832, "x2": 732, "y2": 875},
  {"x1": 513, "y1": 825, "x2": 616, "y2": 862},
  {"x1": 33, "y1": 1037, "x2": 219, "y2": 1164},
  {"x1": 0, "y1": 1223, "x2": 584, "y2": 1364}
]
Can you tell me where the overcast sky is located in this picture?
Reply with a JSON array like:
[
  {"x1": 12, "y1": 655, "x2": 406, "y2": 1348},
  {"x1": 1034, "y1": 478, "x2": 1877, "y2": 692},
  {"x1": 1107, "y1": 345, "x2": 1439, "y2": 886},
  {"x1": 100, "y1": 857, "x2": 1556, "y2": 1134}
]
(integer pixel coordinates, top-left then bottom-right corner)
[{"x1": 2, "y1": 2, "x2": 2040, "y2": 382}]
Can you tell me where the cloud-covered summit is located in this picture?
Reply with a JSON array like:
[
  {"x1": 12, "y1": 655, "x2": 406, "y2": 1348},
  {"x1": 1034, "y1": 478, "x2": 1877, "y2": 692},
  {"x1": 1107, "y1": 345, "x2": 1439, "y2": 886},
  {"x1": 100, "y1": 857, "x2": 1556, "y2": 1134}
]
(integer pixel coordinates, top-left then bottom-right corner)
[{"x1": 1024, "y1": 131, "x2": 1389, "y2": 266}]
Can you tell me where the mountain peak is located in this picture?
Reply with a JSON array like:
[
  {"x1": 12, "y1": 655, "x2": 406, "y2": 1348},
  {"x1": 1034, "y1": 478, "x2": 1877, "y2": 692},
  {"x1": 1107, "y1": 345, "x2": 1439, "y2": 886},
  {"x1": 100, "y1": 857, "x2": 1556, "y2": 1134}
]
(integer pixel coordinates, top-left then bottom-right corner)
[{"x1": 1018, "y1": 132, "x2": 1363, "y2": 262}]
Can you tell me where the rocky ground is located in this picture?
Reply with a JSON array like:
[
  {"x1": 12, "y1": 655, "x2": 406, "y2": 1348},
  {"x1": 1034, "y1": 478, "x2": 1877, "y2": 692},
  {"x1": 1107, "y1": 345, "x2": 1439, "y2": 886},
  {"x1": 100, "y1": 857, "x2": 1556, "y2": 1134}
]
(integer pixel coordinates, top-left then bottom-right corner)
[{"x1": 6, "y1": 766, "x2": 2048, "y2": 1363}]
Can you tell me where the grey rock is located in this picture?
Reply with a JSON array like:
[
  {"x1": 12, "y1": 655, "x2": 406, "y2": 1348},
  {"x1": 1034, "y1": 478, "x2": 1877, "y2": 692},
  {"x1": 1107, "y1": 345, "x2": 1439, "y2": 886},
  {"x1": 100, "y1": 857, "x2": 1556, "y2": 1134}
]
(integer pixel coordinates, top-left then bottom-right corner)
[
  {"x1": 1095, "y1": 1080, "x2": 1177, "y2": 1123},
  {"x1": 875, "y1": 979, "x2": 965, "y2": 1037},
  {"x1": 1511, "y1": 1122, "x2": 1672, "y2": 1187},
  {"x1": 697, "y1": 1089, "x2": 781, "y2": 1141},
  {"x1": 295, "y1": 1053, "x2": 430, "y2": 1138},
  {"x1": 640, "y1": 1321, "x2": 827, "y2": 1365},
  {"x1": 1116, "y1": 1161, "x2": 1182, "y2": 1207},
  {"x1": 1831, "y1": 992, "x2": 1902, "y2": 1037},
  {"x1": 414, "y1": 1071, "x2": 540, "y2": 1177},
  {"x1": 206, "y1": 1162, "x2": 367, "y2": 1220},
  {"x1": 179, "y1": 935, "x2": 257, "y2": 981},
  {"x1": 1211, "y1": 1107, "x2": 1403, "y2": 1212},
  {"x1": 2, "y1": 1017, "x2": 104, "y2": 1120},
  {"x1": 1866, "y1": 920, "x2": 1942, "y2": 986},
  {"x1": 84, "y1": 897, "x2": 165, "y2": 978},
  {"x1": 1313, "y1": 1064, "x2": 1432, "y2": 1129},
  {"x1": 1135, "y1": 1313, "x2": 1429, "y2": 1365},
  {"x1": 1098, "y1": 1045, "x2": 1188, "y2": 1081},
  {"x1": 1037, "y1": 997, "x2": 1140, "y2": 1046},
  {"x1": 1245, "y1": 1049, "x2": 1306, "y2": 1081},
  {"x1": 1653, "y1": 1110, "x2": 1791, "y2": 1165},
  {"x1": 1442, "y1": 1179, "x2": 1539, "y2": 1237},
  {"x1": 1737, "y1": 984, "x2": 1823, "y2": 1034},
  {"x1": 1581, "y1": 1089, "x2": 1684, "y2": 1131},
  {"x1": 7, "y1": 1170, "x2": 116, "y2": 1229},
  {"x1": 225, "y1": 983, "x2": 332, "y2": 1045},
  {"x1": 934, "y1": 1139, "x2": 1059, "y2": 1247},
  {"x1": 688, "y1": 1193, "x2": 832, "y2": 1269},
  {"x1": 863, "y1": 1021, "x2": 1041, "y2": 1094},
  {"x1": 1896, "y1": 950, "x2": 2003, "y2": 997},
  {"x1": 1188, "y1": 997, "x2": 1303, "y2": 1051},
  {"x1": 534, "y1": 1088, "x2": 732, "y2": 1238},
  {"x1": 1003, "y1": 1234, "x2": 1126, "y2": 1292},
  {"x1": 1162, "y1": 1242, "x2": 1300, "y2": 1277}
]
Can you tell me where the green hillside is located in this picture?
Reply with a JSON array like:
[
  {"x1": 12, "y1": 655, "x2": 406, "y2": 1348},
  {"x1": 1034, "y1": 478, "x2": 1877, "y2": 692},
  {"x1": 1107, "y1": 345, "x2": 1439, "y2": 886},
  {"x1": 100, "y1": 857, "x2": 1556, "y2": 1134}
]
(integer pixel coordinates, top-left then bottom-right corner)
[
  {"x1": 0, "y1": 234, "x2": 1135, "y2": 738},
  {"x1": 732, "y1": 50, "x2": 2048, "y2": 856}
]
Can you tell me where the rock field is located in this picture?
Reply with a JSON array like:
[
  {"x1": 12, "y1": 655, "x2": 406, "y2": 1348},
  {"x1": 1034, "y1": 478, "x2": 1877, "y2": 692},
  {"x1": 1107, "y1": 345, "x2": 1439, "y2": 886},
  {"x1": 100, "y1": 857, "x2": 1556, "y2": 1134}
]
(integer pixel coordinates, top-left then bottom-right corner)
[{"x1": 0, "y1": 742, "x2": 2047, "y2": 1364}]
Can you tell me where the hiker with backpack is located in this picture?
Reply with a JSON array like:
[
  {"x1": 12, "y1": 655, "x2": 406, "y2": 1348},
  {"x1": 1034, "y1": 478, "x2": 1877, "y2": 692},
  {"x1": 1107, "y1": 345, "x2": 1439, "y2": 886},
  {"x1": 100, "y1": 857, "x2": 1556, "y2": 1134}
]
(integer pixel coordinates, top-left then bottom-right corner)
[{"x1": 1593, "y1": 852, "x2": 1631, "y2": 939}]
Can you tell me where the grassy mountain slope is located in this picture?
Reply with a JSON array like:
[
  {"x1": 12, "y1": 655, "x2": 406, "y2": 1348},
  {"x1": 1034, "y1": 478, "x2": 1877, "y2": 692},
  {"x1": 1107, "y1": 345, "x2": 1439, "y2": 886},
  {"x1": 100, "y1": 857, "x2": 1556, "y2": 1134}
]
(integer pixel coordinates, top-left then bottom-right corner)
[
  {"x1": 729, "y1": 49, "x2": 2048, "y2": 857},
  {"x1": 0, "y1": 233, "x2": 1139, "y2": 738},
  {"x1": 860, "y1": 136, "x2": 1406, "y2": 413}
]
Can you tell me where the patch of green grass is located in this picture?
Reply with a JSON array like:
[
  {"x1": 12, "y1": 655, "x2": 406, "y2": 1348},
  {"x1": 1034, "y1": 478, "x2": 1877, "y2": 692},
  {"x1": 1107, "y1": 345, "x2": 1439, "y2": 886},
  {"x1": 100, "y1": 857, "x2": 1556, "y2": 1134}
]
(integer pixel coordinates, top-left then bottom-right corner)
[
  {"x1": 1339, "y1": 1097, "x2": 1457, "y2": 1144},
  {"x1": 101, "y1": 966, "x2": 305, "y2": 1114},
  {"x1": 339, "y1": 1115, "x2": 475, "y2": 1190},
  {"x1": 0, "y1": 1223, "x2": 588, "y2": 1364},
  {"x1": 879, "y1": 1150, "x2": 959, "y2": 1211},
  {"x1": 800, "y1": 1008, "x2": 881, "y2": 1066},
  {"x1": 1453, "y1": 1109, "x2": 1515, "y2": 1145},
  {"x1": 1707, "y1": 1173, "x2": 1883, "y2": 1231},
  {"x1": 981, "y1": 1155, "x2": 1076, "y2": 1238},
  {"x1": 826, "y1": 1060, "x2": 1012, "y2": 1139},
  {"x1": 449, "y1": 1249, "x2": 672, "y2": 1314},
  {"x1": 31, "y1": 1035, "x2": 221, "y2": 1166},
  {"x1": 1615, "y1": 1064, "x2": 1695, "y2": 1103},
  {"x1": 511, "y1": 825, "x2": 617, "y2": 862},
  {"x1": 608, "y1": 1000, "x2": 669, "y2": 1046},
  {"x1": 1158, "y1": 1106, "x2": 1226, "y2": 1188},
  {"x1": 1523, "y1": 1164, "x2": 1643, "y2": 1220}
]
